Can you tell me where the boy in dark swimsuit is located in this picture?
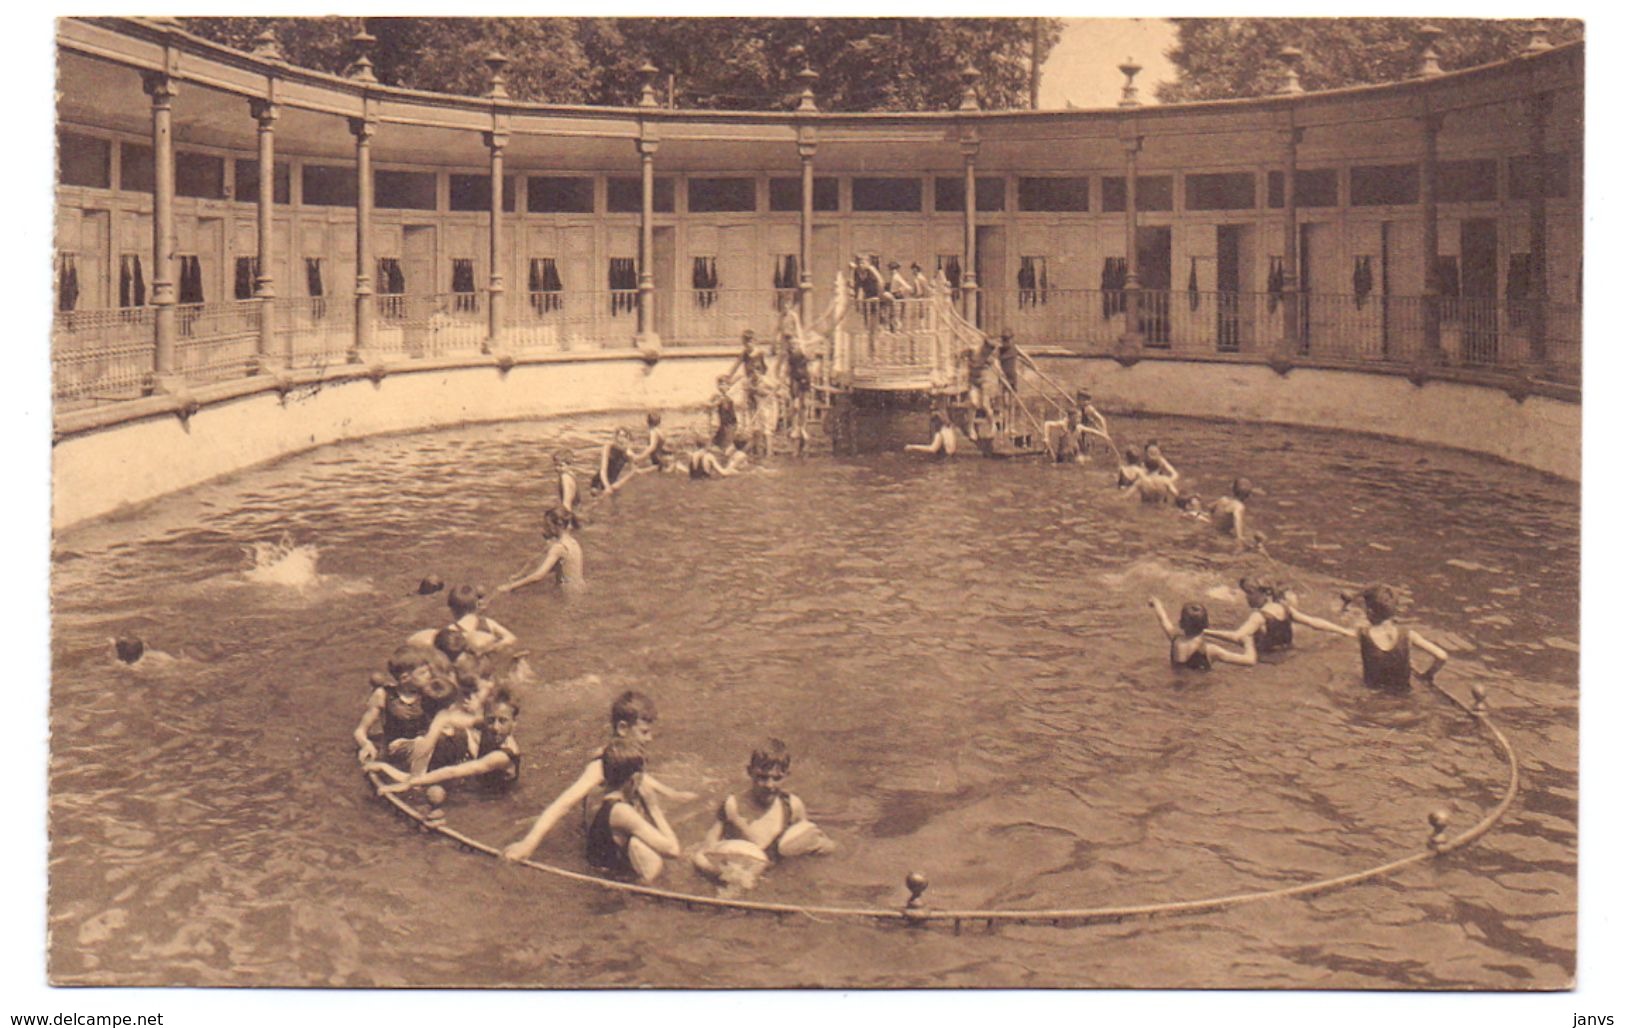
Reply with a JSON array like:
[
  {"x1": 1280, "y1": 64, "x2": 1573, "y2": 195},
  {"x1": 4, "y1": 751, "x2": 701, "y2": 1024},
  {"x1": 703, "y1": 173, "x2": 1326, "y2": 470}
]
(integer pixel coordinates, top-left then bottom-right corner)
[
  {"x1": 1206, "y1": 577, "x2": 1355, "y2": 656},
  {"x1": 1346, "y1": 585, "x2": 1449, "y2": 692},
  {"x1": 369, "y1": 688, "x2": 522, "y2": 799},
  {"x1": 584, "y1": 739, "x2": 681, "y2": 883},
  {"x1": 1148, "y1": 597, "x2": 1257, "y2": 670}
]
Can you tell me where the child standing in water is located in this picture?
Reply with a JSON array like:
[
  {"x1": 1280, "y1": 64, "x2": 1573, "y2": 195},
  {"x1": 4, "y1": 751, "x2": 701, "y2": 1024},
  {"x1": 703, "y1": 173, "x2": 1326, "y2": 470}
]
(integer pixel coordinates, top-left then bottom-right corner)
[
  {"x1": 502, "y1": 691, "x2": 697, "y2": 863},
  {"x1": 692, "y1": 739, "x2": 836, "y2": 891},
  {"x1": 409, "y1": 584, "x2": 516, "y2": 659},
  {"x1": 1207, "y1": 577, "x2": 1356, "y2": 656},
  {"x1": 585, "y1": 739, "x2": 682, "y2": 883},
  {"x1": 495, "y1": 507, "x2": 583, "y2": 595},
  {"x1": 1148, "y1": 597, "x2": 1257, "y2": 670},
  {"x1": 629, "y1": 411, "x2": 669, "y2": 470},
  {"x1": 590, "y1": 427, "x2": 636, "y2": 496},
  {"x1": 554, "y1": 450, "x2": 580, "y2": 514},
  {"x1": 710, "y1": 377, "x2": 740, "y2": 451},
  {"x1": 1209, "y1": 478, "x2": 1254, "y2": 541},
  {"x1": 1345, "y1": 585, "x2": 1449, "y2": 692}
]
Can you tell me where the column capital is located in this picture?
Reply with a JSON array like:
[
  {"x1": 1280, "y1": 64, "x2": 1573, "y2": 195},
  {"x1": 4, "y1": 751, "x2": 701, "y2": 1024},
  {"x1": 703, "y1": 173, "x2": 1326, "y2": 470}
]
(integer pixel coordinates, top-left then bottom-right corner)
[
  {"x1": 797, "y1": 140, "x2": 818, "y2": 161},
  {"x1": 250, "y1": 98, "x2": 279, "y2": 126},
  {"x1": 959, "y1": 127, "x2": 980, "y2": 160},
  {"x1": 349, "y1": 116, "x2": 377, "y2": 142},
  {"x1": 141, "y1": 70, "x2": 177, "y2": 106},
  {"x1": 636, "y1": 134, "x2": 660, "y2": 158}
]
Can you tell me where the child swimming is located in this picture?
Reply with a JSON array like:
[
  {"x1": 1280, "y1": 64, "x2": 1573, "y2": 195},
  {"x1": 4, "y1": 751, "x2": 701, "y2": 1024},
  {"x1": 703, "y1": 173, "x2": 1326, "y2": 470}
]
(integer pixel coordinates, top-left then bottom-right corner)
[
  {"x1": 502, "y1": 691, "x2": 698, "y2": 863},
  {"x1": 1345, "y1": 585, "x2": 1449, "y2": 692},
  {"x1": 1206, "y1": 577, "x2": 1356, "y2": 656},
  {"x1": 495, "y1": 506, "x2": 583, "y2": 594},
  {"x1": 584, "y1": 738, "x2": 682, "y2": 883},
  {"x1": 1148, "y1": 597, "x2": 1257, "y2": 670},
  {"x1": 904, "y1": 412, "x2": 958, "y2": 459},
  {"x1": 692, "y1": 738, "x2": 836, "y2": 893}
]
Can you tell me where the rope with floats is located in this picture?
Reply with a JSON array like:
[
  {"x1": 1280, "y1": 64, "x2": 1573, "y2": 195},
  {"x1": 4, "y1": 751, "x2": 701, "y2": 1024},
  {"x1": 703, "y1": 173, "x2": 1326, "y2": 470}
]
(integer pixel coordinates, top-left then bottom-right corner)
[{"x1": 366, "y1": 675, "x2": 1517, "y2": 931}]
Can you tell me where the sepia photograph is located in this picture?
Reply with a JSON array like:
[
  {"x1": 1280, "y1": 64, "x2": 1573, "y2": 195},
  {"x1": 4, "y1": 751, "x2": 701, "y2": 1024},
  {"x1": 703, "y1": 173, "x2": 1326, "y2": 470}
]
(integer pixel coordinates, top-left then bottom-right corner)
[{"x1": 22, "y1": 6, "x2": 1612, "y2": 1013}]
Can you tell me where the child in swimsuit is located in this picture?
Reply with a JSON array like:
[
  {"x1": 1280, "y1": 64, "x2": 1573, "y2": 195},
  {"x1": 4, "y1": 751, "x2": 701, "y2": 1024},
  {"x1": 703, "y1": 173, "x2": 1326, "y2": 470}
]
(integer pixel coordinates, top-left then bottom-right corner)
[
  {"x1": 692, "y1": 739, "x2": 836, "y2": 892},
  {"x1": 1345, "y1": 585, "x2": 1449, "y2": 692},
  {"x1": 554, "y1": 450, "x2": 580, "y2": 513},
  {"x1": 1118, "y1": 446, "x2": 1147, "y2": 489},
  {"x1": 502, "y1": 691, "x2": 698, "y2": 863},
  {"x1": 629, "y1": 411, "x2": 669, "y2": 469},
  {"x1": 370, "y1": 688, "x2": 522, "y2": 798},
  {"x1": 1209, "y1": 478, "x2": 1254, "y2": 542},
  {"x1": 495, "y1": 506, "x2": 583, "y2": 595},
  {"x1": 407, "y1": 584, "x2": 517, "y2": 660},
  {"x1": 1148, "y1": 597, "x2": 1257, "y2": 670},
  {"x1": 591, "y1": 427, "x2": 636, "y2": 495},
  {"x1": 585, "y1": 739, "x2": 682, "y2": 883},
  {"x1": 1144, "y1": 440, "x2": 1178, "y2": 482},
  {"x1": 904, "y1": 412, "x2": 957, "y2": 459},
  {"x1": 352, "y1": 645, "x2": 454, "y2": 765},
  {"x1": 1206, "y1": 577, "x2": 1356, "y2": 656},
  {"x1": 711, "y1": 377, "x2": 739, "y2": 450}
]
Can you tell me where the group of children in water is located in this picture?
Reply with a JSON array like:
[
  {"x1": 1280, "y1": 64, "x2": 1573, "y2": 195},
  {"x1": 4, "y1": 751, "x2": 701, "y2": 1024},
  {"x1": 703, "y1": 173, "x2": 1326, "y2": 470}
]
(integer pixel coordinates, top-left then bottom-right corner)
[{"x1": 353, "y1": 578, "x2": 835, "y2": 889}]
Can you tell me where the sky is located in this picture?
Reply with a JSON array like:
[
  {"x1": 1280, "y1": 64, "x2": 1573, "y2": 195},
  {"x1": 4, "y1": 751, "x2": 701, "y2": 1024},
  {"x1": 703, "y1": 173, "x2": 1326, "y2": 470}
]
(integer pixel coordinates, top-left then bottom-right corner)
[{"x1": 1040, "y1": 19, "x2": 1180, "y2": 110}]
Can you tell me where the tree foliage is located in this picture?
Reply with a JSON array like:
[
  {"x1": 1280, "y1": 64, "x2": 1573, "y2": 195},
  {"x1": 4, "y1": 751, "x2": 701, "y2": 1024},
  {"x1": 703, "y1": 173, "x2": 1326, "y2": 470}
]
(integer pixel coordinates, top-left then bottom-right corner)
[
  {"x1": 179, "y1": 17, "x2": 1062, "y2": 112},
  {"x1": 1157, "y1": 18, "x2": 1583, "y2": 103}
]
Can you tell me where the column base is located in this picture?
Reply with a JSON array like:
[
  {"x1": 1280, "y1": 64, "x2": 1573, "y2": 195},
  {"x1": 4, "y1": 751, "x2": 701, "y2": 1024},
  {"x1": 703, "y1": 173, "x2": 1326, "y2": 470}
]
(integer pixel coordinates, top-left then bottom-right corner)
[{"x1": 636, "y1": 332, "x2": 663, "y2": 364}]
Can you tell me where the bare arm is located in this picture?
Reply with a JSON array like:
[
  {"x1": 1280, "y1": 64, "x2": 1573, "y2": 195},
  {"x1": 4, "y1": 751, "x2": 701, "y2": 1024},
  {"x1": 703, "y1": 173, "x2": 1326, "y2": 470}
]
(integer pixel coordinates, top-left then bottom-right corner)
[
  {"x1": 617, "y1": 795, "x2": 681, "y2": 858},
  {"x1": 1286, "y1": 606, "x2": 1358, "y2": 639},
  {"x1": 497, "y1": 542, "x2": 565, "y2": 594},
  {"x1": 353, "y1": 690, "x2": 386, "y2": 763},
  {"x1": 1148, "y1": 597, "x2": 1179, "y2": 640},
  {"x1": 503, "y1": 759, "x2": 605, "y2": 861},
  {"x1": 1229, "y1": 503, "x2": 1246, "y2": 541},
  {"x1": 478, "y1": 615, "x2": 518, "y2": 652},
  {"x1": 1409, "y1": 630, "x2": 1449, "y2": 681},
  {"x1": 1206, "y1": 611, "x2": 1264, "y2": 645},
  {"x1": 1208, "y1": 632, "x2": 1258, "y2": 667},
  {"x1": 408, "y1": 706, "x2": 478, "y2": 775},
  {"x1": 388, "y1": 749, "x2": 511, "y2": 791},
  {"x1": 904, "y1": 432, "x2": 945, "y2": 455},
  {"x1": 643, "y1": 773, "x2": 700, "y2": 805}
]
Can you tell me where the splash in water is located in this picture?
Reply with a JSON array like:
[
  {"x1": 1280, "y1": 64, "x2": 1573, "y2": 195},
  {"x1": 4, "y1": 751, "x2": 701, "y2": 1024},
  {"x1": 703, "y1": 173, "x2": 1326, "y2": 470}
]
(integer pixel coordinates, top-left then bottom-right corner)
[{"x1": 242, "y1": 533, "x2": 323, "y2": 588}]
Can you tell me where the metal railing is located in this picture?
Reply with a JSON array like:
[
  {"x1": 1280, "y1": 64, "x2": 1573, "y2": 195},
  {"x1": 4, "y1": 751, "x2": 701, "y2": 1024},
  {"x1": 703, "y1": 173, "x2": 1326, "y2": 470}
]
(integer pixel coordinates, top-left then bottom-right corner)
[
  {"x1": 507, "y1": 290, "x2": 641, "y2": 352},
  {"x1": 51, "y1": 287, "x2": 1582, "y2": 408}
]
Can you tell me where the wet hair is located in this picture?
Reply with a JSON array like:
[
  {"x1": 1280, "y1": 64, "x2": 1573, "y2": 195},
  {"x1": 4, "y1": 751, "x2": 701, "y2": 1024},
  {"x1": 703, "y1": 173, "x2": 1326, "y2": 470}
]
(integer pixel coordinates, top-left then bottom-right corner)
[
  {"x1": 447, "y1": 584, "x2": 480, "y2": 619},
  {"x1": 1362, "y1": 585, "x2": 1400, "y2": 623},
  {"x1": 1231, "y1": 477, "x2": 1254, "y2": 501},
  {"x1": 748, "y1": 738, "x2": 792, "y2": 776},
  {"x1": 483, "y1": 686, "x2": 519, "y2": 720},
  {"x1": 387, "y1": 644, "x2": 452, "y2": 680},
  {"x1": 601, "y1": 738, "x2": 647, "y2": 790},
  {"x1": 1238, "y1": 577, "x2": 1278, "y2": 607},
  {"x1": 416, "y1": 575, "x2": 445, "y2": 596},
  {"x1": 1179, "y1": 603, "x2": 1210, "y2": 637},
  {"x1": 553, "y1": 450, "x2": 574, "y2": 467},
  {"x1": 1122, "y1": 446, "x2": 1144, "y2": 466},
  {"x1": 114, "y1": 635, "x2": 145, "y2": 664},
  {"x1": 542, "y1": 506, "x2": 580, "y2": 535},
  {"x1": 741, "y1": 329, "x2": 756, "y2": 342},
  {"x1": 611, "y1": 690, "x2": 658, "y2": 728},
  {"x1": 433, "y1": 626, "x2": 468, "y2": 661},
  {"x1": 455, "y1": 664, "x2": 482, "y2": 696},
  {"x1": 646, "y1": 411, "x2": 662, "y2": 427},
  {"x1": 928, "y1": 412, "x2": 945, "y2": 433}
]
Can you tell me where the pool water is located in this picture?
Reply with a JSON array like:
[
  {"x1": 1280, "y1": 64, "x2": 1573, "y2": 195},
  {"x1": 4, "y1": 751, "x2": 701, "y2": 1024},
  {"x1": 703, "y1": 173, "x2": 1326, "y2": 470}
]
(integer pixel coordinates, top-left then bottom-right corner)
[{"x1": 48, "y1": 411, "x2": 1578, "y2": 988}]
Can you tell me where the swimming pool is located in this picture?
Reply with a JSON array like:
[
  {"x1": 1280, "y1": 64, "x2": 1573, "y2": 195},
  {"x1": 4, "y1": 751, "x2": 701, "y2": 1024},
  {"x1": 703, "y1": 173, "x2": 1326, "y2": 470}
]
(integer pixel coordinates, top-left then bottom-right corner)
[{"x1": 48, "y1": 411, "x2": 1578, "y2": 988}]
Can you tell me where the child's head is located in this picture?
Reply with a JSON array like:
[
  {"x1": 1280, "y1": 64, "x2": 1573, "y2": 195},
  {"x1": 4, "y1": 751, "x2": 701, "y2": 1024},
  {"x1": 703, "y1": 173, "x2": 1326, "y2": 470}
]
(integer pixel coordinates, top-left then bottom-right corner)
[
  {"x1": 601, "y1": 737, "x2": 647, "y2": 792},
  {"x1": 542, "y1": 506, "x2": 579, "y2": 538},
  {"x1": 433, "y1": 625, "x2": 468, "y2": 663},
  {"x1": 613, "y1": 426, "x2": 631, "y2": 446},
  {"x1": 447, "y1": 584, "x2": 480, "y2": 619},
  {"x1": 114, "y1": 635, "x2": 145, "y2": 664},
  {"x1": 928, "y1": 412, "x2": 945, "y2": 433},
  {"x1": 646, "y1": 411, "x2": 662, "y2": 428},
  {"x1": 747, "y1": 738, "x2": 792, "y2": 799},
  {"x1": 716, "y1": 375, "x2": 731, "y2": 391},
  {"x1": 1361, "y1": 585, "x2": 1400, "y2": 623},
  {"x1": 1178, "y1": 603, "x2": 1210, "y2": 637},
  {"x1": 482, "y1": 688, "x2": 519, "y2": 743},
  {"x1": 1146, "y1": 439, "x2": 1163, "y2": 460},
  {"x1": 1239, "y1": 576, "x2": 1275, "y2": 608},
  {"x1": 553, "y1": 449, "x2": 573, "y2": 470},
  {"x1": 733, "y1": 435, "x2": 750, "y2": 452},
  {"x1": 611, "y1": 690, "x2": 658, "y2": 743},
  {"x1": 387, "y1": 644, "x2": 450, "y2": 693},
  {"x1": 741, "y1": 329, "x2": 756, "y2": 346},
  {"x1": 1231, "y1": 477, "x2": 1254, "y2": 501}
]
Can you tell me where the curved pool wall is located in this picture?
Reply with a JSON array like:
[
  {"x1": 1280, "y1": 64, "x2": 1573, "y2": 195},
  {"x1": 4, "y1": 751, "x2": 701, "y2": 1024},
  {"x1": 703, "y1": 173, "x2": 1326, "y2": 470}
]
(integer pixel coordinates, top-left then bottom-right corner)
[{"x1": 52, "y1": 351, "x2": 1577, "y2": 531}]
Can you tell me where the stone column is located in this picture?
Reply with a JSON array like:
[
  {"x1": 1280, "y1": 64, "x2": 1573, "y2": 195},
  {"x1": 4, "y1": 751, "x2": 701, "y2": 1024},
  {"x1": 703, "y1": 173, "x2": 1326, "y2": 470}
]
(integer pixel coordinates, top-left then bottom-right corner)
[
  {"x1": 484, "y1": 53, "x2": 511, "y2": 354},
  {"x1": 1419, "y1": 109, "x2": 1443, "y2": 364},
  {"x1": 636, "y1": 65, "x2": 660, "y2": 349},
  {"x1": 1118, "y1": 60, "x2": 1144, "y2": 349},
  {"x1": 798, "y1": 131, "x2": 817, "y2": 323},
  {"x1": 143, "y1": 71, "x2": 178, "y2": 385},
  {"x1": 1526, "y1": 90, "x2": 1551, "y2": 366},
  {"x1": 1281, "y1": 120, "x2": 1303, "y2": 357},
  {"x1": 251, "y1": 97, "x2": 280, "y2": 371},
  {"x1": 349, "y1": 116, "x2": 376, "y2": 362},
  {"x1": 958, "y1": 67, "x2": 981, "y2": 325}
]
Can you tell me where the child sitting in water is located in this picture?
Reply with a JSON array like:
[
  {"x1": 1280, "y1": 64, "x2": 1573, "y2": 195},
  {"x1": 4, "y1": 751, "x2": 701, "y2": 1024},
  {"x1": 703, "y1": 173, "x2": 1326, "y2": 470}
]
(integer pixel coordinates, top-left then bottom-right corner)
[
  {"x1": 692, "y1": 739, "x2": 836, "y2": 894},
  {"x1": 369, "y1": 687, "x2": 522, "y2": 797},
  {"x1": 904, "y1": 412, "x2": 957, "y2": 459},
  {"x1": 1343, "y1": 585, "x2": 1449, "y2": 692},
  {"x1": 1208, "y1": 478, "x2": 1254, "y2": 541},
  {"x1": 585, "y1": 739, "x2": 682, "y2": 883},
  {"x1": 495, "y1": 506, "x2": 583, "y2": 594},
  {"x1": 1148, "y1": 597, "x2": 1257, "y2": 670},
  {"x1": 1206, "y1": 577, "x2": 1356, "y2": 656},
  {"x1": 1117, "y1": 446, "x2": 1146, "y2": 489},
  {"x1": 352, "y1": 645, "x2": 454, "y2": 764},
  {"x1": 502, "y1": 691, "x2": 698, "y2": 863},
  {"x1": 1144, "y1": 440, "x2": 1178, "y2": 482}
]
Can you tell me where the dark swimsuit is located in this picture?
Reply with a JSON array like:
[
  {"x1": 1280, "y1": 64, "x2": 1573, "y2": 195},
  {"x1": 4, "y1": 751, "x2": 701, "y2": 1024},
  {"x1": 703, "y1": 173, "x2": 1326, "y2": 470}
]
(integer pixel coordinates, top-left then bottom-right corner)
[
  {"x1": 1256, "y1": 609, "x2": 1294, "y2": 653},
  {"x1": 586, "y1": 795, "x2": 652, "y2": 879},
  {"x1": 380, "y1": 692, "x2": 429, "y2": 750},
  {"x1": 1172, "y1": 642, "x2": 1212, "y2": 671},
  {"x1": 1359, "y1": 627, "x2": 1412, "y2": 692},
  {"x1": 714, "y1": 398, "x2": 737, "y2": 448},
  {"x1": 786, "y1": 351, "x2": 811, "y2": 398},
  {"x1": 591, "y1": 445, "x2": 630, "y2": 492},
  {"x1": 471, "y1": 734, "x2": 521, "y2": 794}
]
